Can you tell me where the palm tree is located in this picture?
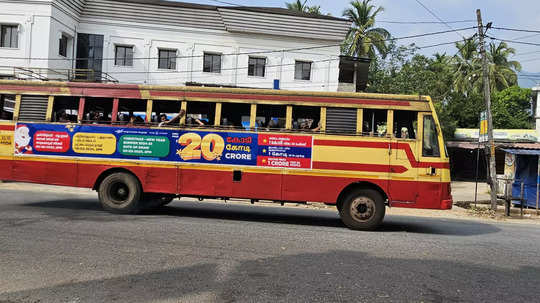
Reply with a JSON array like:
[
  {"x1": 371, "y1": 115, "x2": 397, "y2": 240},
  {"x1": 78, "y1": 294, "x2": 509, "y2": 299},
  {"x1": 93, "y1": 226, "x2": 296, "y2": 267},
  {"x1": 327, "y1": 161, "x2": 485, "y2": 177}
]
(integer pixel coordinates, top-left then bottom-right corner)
[
  {"x1": 487, "y1": 41, "x2": 521, "y2": 92},
  {"x1": 286, "y1": 0, "x2": 308, "y2": 12},
  {"x1": 342, "y1": 0, "x2": 391, "y2": 59},
  {"x1": 452, "y1": 38, "x2": 481, "y2": 95},
  {"x1": 285, "y1": 0, "x2": 321, "y2": 14},
  {"x1": 452, "y1": 39, "x2": 521, "y2": 94}
]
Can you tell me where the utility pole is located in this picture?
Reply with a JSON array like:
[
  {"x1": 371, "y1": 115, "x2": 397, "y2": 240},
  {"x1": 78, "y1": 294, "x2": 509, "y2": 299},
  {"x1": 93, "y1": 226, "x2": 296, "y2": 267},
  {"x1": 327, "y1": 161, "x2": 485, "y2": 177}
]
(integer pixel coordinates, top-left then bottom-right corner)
[{"x1": 477, "y1": 9, "x2": 498, "y2": 211}]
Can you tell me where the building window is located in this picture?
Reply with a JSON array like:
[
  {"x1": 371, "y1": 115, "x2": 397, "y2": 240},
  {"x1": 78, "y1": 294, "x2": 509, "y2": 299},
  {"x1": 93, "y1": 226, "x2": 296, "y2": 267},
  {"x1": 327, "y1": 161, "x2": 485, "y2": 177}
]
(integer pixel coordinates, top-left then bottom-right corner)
[
  {"x1": 203, "y1": 53, "x2": 221, "y2": 73},
  {"x1": 115, "y1": 45, "x2": 133, "y2": 66},
  {"x1": 59, "y1": 34, "x2": 69, "y2": 57},
  {"x1": 0, "y1": 25, "x2": 18, "y2": 48},
  {"x1": 158, "y1": 49, "x2": 177, "y2": 70},
  {"x1": 295, "y1": 61, "x2": 312, "y2": 80},
  {"x1": 248, "y1": 57, "x2": 266, "y2": 77}
]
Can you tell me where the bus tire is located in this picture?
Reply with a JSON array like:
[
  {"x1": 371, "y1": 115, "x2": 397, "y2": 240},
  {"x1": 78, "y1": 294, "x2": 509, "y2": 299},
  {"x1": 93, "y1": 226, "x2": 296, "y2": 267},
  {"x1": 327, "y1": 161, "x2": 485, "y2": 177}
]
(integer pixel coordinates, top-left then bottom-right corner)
[
  {"x1": 98, "y1": 172, "x2": 142, "y2": 214},
  {"x1": 339, "y1": 189, "x2": 385, "y2": 231}
]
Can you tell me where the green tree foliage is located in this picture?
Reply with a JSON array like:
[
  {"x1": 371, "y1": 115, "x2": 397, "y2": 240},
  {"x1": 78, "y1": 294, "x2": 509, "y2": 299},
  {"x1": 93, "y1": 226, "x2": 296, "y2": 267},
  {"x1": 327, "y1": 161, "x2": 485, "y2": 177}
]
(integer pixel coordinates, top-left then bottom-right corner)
[
  {"x1": 285, "y1": 0, "x2": 322, "y2": 15},
  {"x1": 491, "y1": 86, "x2": 533, "y2": 129},
  {"x1": 487, "y1": 42, "x2": 522, "y2": 92},
  {"x1": 367, "y1": 43, "x2": 531, "y2": 140},
  {"x1": 342, "y1": 0, "x2": 390, "y2": 58},
  {"x1": 451, "y1": 38, "x2": 521, "y2": 95}
]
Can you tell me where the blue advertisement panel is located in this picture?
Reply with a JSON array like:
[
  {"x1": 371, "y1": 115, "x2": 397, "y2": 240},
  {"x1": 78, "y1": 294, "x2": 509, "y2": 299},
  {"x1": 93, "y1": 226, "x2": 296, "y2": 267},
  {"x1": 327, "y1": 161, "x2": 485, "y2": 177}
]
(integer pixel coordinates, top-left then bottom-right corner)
[{"x1": 14, "y1": 123, "x2": 312, "y2": 169}]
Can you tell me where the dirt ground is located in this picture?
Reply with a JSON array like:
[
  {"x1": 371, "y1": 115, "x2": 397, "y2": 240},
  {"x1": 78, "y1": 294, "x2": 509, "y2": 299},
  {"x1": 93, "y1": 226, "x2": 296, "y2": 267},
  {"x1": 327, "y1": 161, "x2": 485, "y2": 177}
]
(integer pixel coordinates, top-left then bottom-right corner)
[{"x1": 1, "y1": 181, "x2": 539, "y2": 225}]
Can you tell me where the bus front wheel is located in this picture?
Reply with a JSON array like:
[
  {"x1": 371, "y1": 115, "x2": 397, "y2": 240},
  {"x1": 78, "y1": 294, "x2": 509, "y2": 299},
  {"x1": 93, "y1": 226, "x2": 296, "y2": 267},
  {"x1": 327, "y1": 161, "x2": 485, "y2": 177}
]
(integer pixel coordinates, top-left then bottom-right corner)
[
  {"x1": 339, "y1": 189, "x2": 385, "y2": 231},
  {"x1": 98, "y1": 172, "x2": 142, "y2": 214}
]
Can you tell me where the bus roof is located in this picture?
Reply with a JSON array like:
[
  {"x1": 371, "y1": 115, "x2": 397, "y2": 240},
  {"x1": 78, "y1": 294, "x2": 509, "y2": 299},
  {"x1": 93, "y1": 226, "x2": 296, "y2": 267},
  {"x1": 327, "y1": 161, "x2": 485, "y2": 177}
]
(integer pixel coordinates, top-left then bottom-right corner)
[{"x1": 0, "y1": 80, "x2": 431, "y2": 108}]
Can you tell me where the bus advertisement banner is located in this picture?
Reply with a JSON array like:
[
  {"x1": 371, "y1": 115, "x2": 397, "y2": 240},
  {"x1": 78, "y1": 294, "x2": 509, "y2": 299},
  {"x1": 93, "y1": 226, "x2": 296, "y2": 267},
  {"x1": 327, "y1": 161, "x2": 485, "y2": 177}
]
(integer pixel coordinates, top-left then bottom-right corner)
[{"x1": 13, "y1": 123, "x2": 313, "y2": 169}]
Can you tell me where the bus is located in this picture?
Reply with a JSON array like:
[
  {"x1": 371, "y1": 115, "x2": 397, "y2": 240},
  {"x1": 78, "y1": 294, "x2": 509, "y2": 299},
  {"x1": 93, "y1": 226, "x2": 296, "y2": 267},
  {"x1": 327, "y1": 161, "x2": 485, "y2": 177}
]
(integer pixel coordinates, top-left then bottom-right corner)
[{"x1": 0, "y1": 80, "x2": 452, "y2": 230}]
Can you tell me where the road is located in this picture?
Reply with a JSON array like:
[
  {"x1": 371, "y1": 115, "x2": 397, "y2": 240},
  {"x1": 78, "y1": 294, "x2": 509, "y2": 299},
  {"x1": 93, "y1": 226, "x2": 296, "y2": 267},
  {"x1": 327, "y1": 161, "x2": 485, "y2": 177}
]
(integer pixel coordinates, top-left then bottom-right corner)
[{"x1": 0, "y1": 185, "x2": 539, "y2": 303}]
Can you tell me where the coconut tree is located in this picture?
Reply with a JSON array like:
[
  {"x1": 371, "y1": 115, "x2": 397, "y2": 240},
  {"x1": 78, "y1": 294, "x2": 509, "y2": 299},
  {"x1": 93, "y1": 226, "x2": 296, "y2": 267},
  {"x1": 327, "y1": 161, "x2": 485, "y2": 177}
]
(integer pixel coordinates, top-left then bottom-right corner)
[
  {"x1": 285, "y1": 1, "x2": 321, "y2": 14},
  {"x1": 487, "y1": 41, "x2": 521, "y2": 92},
  {"x1": 286, "y1": 0, "x2": 308, "y2": 11},
  {"x1": 341, "y1": 0, "x2": 391, "y2": 58},
  {"x1": 452, "y1": 38, "x2": 482, "y2": 95}
]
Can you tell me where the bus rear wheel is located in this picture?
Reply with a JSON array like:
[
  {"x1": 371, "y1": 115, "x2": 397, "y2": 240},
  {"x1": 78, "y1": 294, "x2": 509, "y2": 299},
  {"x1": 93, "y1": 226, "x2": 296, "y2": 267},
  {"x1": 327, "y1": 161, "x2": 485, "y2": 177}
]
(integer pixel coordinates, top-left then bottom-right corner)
[
  {"x1": 98, "y1": 172, "x2": 142, "y2": 214},
  {"x1": 339, "y1": 189, "x2": 385, "y2": 231}
]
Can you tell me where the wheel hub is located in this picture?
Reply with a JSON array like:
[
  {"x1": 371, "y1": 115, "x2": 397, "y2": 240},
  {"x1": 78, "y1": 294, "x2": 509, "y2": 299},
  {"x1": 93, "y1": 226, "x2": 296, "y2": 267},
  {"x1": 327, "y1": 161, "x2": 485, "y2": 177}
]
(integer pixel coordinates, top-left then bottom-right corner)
[
  {"x1": 350, "y1": 197, "x2": 375, "y2": 222},
  {"x1": 110, "y1": 183, "x2": 130, "y2": 205}
]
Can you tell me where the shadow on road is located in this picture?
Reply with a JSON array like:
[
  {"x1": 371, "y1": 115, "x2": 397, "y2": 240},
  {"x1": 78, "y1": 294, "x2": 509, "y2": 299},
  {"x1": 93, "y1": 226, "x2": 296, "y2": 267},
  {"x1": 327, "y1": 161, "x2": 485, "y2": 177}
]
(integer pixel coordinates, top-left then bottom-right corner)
[
  {"x1": 21, "y1": 198, "x2": 501, "y2": 236},
  {"x1": 1, "y1": 250, "x2": 538, "y2": 302}
]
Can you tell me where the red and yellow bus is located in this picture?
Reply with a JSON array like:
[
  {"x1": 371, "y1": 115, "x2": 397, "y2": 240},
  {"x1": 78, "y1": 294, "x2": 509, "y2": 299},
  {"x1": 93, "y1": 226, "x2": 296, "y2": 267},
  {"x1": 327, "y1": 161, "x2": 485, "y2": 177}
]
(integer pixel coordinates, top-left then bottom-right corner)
[{"x1": 0, "y1": 80, "x2": 451, "y2": 230}]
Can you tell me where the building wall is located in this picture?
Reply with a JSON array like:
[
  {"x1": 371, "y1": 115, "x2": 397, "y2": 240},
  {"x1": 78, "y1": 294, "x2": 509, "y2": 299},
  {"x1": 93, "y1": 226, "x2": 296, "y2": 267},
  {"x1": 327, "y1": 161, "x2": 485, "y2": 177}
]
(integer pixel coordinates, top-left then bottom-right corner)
[
  {"x1": 0, "y1": 0, "x2": 346, "y2": 92},
  {"x1": 0, "y1": 1, "x2": 53, "y2": 76},
  {"x1": 534, "y1": 86, "x2": 540, "y2": 142}
]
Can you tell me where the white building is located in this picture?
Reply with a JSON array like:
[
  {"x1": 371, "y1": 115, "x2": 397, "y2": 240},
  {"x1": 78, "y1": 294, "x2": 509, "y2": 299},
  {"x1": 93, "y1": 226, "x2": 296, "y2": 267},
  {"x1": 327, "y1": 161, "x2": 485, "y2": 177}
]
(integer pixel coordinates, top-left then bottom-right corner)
[
  {"x1": 0, "y1": 0, "x2": 363, "y2": 92},
  {"x1": 534, "y1": 85, "x2": 540, "y2": 142}
]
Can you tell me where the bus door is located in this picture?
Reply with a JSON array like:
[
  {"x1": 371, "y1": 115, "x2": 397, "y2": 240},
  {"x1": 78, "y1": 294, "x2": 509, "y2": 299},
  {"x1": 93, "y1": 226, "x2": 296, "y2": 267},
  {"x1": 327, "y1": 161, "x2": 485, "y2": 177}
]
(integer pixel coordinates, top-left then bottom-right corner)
[
  {"x1": 416, "y1": 113, "x2": 443, "y2": 206},
  {"x1": 389, "y1": 110, "x2": 419, "y2": 204}
]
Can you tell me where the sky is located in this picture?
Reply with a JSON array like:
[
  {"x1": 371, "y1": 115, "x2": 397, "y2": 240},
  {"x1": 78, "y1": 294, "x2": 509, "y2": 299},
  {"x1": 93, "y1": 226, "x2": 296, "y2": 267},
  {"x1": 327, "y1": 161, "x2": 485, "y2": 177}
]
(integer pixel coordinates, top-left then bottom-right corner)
[{"x1": 171, "y1": 0, "x2": 540, "y2": 88}]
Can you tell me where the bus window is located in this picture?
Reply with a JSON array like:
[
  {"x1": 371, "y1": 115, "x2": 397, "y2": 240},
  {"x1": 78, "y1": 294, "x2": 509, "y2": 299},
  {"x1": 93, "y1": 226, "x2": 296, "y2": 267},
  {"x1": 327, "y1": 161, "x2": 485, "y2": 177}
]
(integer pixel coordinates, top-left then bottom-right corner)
[
  {"x1": 326, "y1": 107, "x2": 356, "y2": 134},
  {"x1": 52, "y1": 96, "x2": 79, "y2": 123},
  {"x1": 0, "y1": 94, "x2": 15, "y2": 120},
  {"x1": 186, "y1": 101, "x2": 215, "y2": 127},
  {"x1": 363, "y1": 109, "x2": 387, "y2": 137},
  {"x1": 256, "y1": 104, "x2": 286, "y2": 131},
  {"x1": 293, "y1": 105, "x2": 320, "y2": 132},
  {"x1": 221, "y1": 102, "x2": 250, "y2": 129},
  {"x1": 117, "y1": 99, "x2": 147, "y2": 125},
  {"x1": 393, "y1": 110, "x2": 417, "y2": 139},
  {"x1": 152, "y1": 100, "x2": 181, "y2": 126},
  {"x1": 422, "y1": 115, "x2": 440, "y2": 157},
  {"x1": 83, "y1": 98, "x2": 113, "y2": 124}
]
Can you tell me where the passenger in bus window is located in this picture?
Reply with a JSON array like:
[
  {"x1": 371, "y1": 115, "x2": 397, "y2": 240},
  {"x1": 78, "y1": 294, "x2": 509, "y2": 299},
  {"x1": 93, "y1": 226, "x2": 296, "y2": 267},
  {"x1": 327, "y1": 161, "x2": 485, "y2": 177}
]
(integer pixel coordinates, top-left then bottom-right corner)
[
  {"x1": 58, "y1": 112, "x2": 69, "y2": 122},
  {"x1": 159, "y1": 109, "x2": 187, "y2": 127},
  {"x1": 266, "y1": 118, "x2": 279, "y2": 130},
  {"x1": 128, "y1": 115, "x2": 144, "y2": 126},
  {"x1": 88, "y1": 111, "x2": 100, "y2": 124},
  {"x1": 312, "y1": 121, "x2": 322, "y2": 132},
  {"x1": 400, "y1": 127, "x2": 409, "y2": 139},
  {"x1": 186, "y1": 115, "x2": 204, "y2": 127}
]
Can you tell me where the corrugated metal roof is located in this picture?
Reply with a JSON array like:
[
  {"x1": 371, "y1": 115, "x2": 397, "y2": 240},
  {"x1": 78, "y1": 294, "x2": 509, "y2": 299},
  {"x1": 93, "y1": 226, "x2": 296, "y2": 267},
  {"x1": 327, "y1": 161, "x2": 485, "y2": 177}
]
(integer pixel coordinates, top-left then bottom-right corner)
[
  {"x1": 53, "y1": 0, "x2": 87, "y2": 17},
  {"x1": 82, "y1": 0, "x2": 226, "y2": 31},
  {"x1": 500, "y1": 143, "x2": 540, "y2": 149},
  {"x1": 218, "y1": 8, "x2": 351, "y2": 41},
  {"x1": 502, "y1": 149, "x2": 540, "y2": 155},
  {"x1": 78, "y1": 0, "x2": 351, "y2": 40}
]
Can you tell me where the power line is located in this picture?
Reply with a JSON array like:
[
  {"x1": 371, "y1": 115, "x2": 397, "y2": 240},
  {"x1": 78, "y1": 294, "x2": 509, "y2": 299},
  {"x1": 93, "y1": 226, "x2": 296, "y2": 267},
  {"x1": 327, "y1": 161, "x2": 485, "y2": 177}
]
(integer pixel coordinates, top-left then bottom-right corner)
[
  {"x1": 513, "y1": 50, "x2": 540, "y2": 57},
  {"x1": 519, "y1": 57, "x2": 540, "y2": 63},
  {"x1": 210, "y1": 0, "x2": 242, "y2": 6},
  {"x1": 0, "y1": 44, "x2": 342, "y2": 61},
  {"x1": 377, "y1": 19, "x2": 475, "y2": 25},
  {"x1": 513, "y1": 33, "x2": 540, "y2": 41},
  {"x1": 416, "y1": 40, "x2": 462, "y2": 49},
  {"x1": 0, "y1": 26, "x2": 476, "y2": 62},
  {"x1": 413, "y1": 0, "x2": 466, "y2": 39},
  {"x1": 487, "y1": 36, "x2": 540, "y2": 47},
  {"x1": 518, "y1": 72, "x2": 540, "y2": 77},
  {"x1": 492, "y1": 27, "x2": 540, "y2": 34}
]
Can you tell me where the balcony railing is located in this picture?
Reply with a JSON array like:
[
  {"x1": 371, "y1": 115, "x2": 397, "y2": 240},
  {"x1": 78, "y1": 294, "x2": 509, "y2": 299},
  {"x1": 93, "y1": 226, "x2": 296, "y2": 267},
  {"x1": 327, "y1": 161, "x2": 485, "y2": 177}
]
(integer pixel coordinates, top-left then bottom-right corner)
[{"x1": 13, "y1": 67, "x2": 118, "y2": 83}]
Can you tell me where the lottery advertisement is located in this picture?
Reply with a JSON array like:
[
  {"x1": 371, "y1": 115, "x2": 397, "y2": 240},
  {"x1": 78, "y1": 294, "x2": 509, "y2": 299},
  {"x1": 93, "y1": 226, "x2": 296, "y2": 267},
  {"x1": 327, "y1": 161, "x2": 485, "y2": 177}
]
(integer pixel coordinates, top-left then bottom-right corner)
[{"x1": 14, "y1": 123, "x2": 313, "y2": 169}]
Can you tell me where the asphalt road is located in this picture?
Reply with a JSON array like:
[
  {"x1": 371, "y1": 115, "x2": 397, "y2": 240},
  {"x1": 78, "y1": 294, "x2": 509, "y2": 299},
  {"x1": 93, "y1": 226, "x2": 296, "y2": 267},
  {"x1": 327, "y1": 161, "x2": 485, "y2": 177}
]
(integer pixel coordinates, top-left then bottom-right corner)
[{"x1": 1, "y1": 186, "x2": 539, "y2": 303}]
